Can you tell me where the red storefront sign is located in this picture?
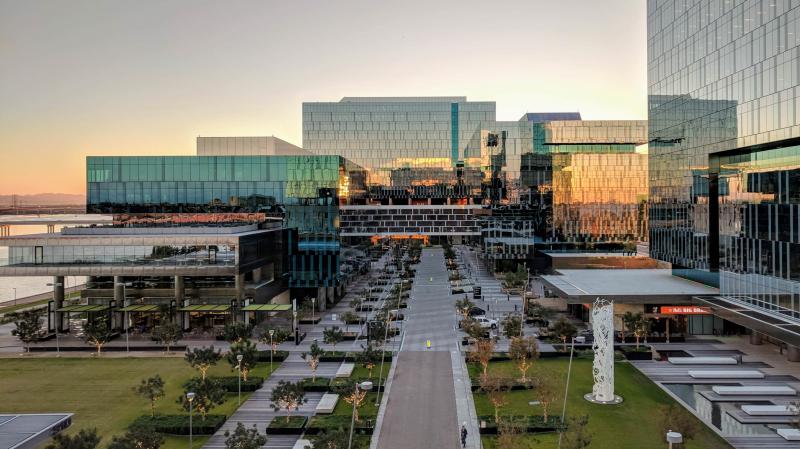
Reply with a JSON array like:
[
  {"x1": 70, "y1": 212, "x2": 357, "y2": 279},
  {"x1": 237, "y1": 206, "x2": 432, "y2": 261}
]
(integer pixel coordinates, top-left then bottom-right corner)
[{"x1": 659, "y1": 306, "x2": 712, "y2": 315}]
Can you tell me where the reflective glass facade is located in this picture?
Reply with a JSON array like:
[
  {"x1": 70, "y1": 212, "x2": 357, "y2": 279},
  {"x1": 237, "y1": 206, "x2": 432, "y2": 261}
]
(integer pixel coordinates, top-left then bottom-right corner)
[
  {"x1": 305, "y1": 98, "x2": 649, "y2": 258},
  {"x1": 648, "y1": 0, "x2": 800, "y2": 322},
  {"x1": 86, "y1": 155, "x2": 364, "y2": 287}
]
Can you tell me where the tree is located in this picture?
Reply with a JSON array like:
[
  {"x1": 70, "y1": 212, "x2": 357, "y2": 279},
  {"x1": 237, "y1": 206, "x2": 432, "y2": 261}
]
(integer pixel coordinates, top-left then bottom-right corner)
[
  {"x1": 311, "y1": 429, "x2": 349, "y2": 449},
  {"x1": 357, "y1": 342, "x2": 382, "y2": 378},
  {"x1": 270, "y1": 380, "x2": 307, "y2": 422},
  {"x1": 550, "y1": 316, "x2": 577, "y2": 351},
  {"x1": 323, "y1": 326, "x2": 344, "y2": 350},
  {"x1": 45, "y1": 428, "x2": 100, "y2": 449},
  {"x1": 223, "y1": 322, "x2": 253, "y2": 343},
  {"x1": 339, "y1": 312, "x2": 359, "y2": 332},
  {"x1": 177, "y1": 377, "x2": 226, "y2": 420},
  {"x1": 134, "y1": 375, "x2": 165, "y2": 417},
  {"x1": 301, "y1": 340, "x2": 325, "y2": 381},
  {"x1": 82, "y1": 317, "x2": 112, "y2": 355},
  {"x1": 108, "y1": 426, "x2": 163, "y2": 449},
  {"x1": 341, "y1": 379, "x2": 369, "y2": 423},
  {"x1": 259, "y1": 327, "x2": 291, "y2": 354},
  {"x1": 461, "y1": 318, "x2": 488, "y2": 341},
  {"x1": 228, "y1": 339, "x2": 258, "y2": 381},
  {"x1": 152, "y1": 322, "x2": 182, "y2": 353},
  {"x1": 10, "y1": 310, "x2": 43, "y2": 352},
  {"x1": 561, "y1": 415, "x2": 592, "y2": 449},
  {"x1": 185, "y1": 346, "x2": 222, "y2": 380},
  {"x1": 621, "y1": 312, "x2": 651, "y2": 349},
  {"x1": 223, "y1": 422, "x2": 267, "y2": 449},
  {"x1": 536, "y1": 375, "x2": 560, "y2": 422},
  {"x1": 497, "y1": 418, "x2": 533, "y2": 449},
  {"x1": 468, "y1": 339, "x2": 496, "y2": 380},
  {"x1": 481, "y1": 374, "x2": 510, "y2": 422},
  {"x1": 501, "y1": 314, "x2": 523, "y2": 339},
  {"x1": 504, "y1": 265, "x2": 527, "y2": 289},
  {"x1": 454, "y1": 297, "x2": 475, "y2": 320},
  {"x1": 508, "y1": 336, "x2": 539, "y2": 383},
  {"x1": 657, "y1": 404, "x2": 699, "y2": 442}
]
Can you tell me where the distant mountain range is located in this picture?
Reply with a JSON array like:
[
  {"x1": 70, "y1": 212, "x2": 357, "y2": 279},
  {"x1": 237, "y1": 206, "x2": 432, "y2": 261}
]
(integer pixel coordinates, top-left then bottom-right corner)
[{"x1": 0, "y1": 193, "x2": 85, "y2": 206}]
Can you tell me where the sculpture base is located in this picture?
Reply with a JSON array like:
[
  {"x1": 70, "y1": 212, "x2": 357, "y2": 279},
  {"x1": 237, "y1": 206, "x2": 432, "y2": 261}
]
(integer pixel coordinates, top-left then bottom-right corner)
[{"x1": 583, "y1": 393, "x2": 623, "y2": 405}]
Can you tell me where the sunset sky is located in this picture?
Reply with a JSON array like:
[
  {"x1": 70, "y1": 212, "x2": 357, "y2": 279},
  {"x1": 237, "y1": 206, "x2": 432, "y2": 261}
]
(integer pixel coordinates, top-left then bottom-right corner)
[{"x1": 0, "y1": 0, "x2": 647, "y2": 195}]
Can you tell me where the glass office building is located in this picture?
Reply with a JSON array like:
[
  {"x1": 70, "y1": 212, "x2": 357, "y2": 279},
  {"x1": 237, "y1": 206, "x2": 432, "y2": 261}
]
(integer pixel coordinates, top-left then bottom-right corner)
[
  {"x1": 86, "y1": 155, "x2": 366, "y2": 288},
  {"x1": 304, "y1": 98, "x2": 649, "y2": 268},
  {"x1": 648, "y1": 0, "x2": 800, "y2": 348}
]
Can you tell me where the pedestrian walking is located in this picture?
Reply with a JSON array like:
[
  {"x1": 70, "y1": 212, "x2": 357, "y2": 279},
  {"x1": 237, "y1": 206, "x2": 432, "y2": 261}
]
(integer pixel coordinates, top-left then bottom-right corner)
[{"x1": 461, "y1": 422, "x2": 468, "y2": 448}]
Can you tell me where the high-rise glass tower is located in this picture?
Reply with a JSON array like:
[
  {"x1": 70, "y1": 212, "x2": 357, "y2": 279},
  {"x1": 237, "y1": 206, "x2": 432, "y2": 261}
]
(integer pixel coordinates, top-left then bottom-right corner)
[{"x1": 648, "y1": 0, "x2": 800, "y2": 347}]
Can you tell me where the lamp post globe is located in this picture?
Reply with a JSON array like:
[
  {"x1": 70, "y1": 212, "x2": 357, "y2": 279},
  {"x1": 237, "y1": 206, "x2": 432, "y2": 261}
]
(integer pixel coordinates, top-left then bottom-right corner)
[{"x1": 186, "y1": 392, "x2": 196, "y2": 449}]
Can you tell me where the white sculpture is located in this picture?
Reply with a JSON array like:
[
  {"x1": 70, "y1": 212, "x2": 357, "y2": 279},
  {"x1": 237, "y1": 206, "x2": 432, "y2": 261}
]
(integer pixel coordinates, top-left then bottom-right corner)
[{"x1": 584, "y1": 297, "x2": 623, "y2": 404}]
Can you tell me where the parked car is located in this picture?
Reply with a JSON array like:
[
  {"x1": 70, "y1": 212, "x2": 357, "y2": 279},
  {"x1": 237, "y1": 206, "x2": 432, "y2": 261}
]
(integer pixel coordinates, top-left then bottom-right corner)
[
  {"x1": 468, "y1": 306, "x2": 486, "y2": 317},
  {"x1": 474, "y1": 316, "x2": 498, "y2": 329}
]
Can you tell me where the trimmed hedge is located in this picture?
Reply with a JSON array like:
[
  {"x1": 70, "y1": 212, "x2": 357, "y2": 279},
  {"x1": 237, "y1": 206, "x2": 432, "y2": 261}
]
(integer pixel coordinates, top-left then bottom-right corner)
[
  {"x1": 256, "y1": 350, "x2": 289, "y2": 362},
  {"x1": 306, "y1": 415, "x2": 375, "y2": 435},
  {"x1": 476, "y1": 415, "x2": 562, "y2": 435},
  {"x1": 267, "y1": 415, "x2": 307, "y2": 434},
  {"x1": 302, "y1": 377, "x2": 332, "y2": 392},
  {"x1": 130, "y1": 414, "x2": 226, "y2": 435},
  {"x1": 209, "y1": 376, "x2": 264, "y2": 392}
]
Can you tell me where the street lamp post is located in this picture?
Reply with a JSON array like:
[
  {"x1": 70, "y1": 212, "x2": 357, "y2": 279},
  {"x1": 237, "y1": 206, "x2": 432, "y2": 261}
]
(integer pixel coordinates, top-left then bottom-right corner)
[
  {"x1": 311, "y1": 297, "x2": 316, "y2": 323},
  {"x1": 186, "y1": 391, "x2": 195, "y2": 449},
  {"x1": 46, "y1": 282, "x2": 63, "y2": 356},
  {"x1": 268, "y1": 329, "x2": 275, "y2": 371},
  {"x1": 12, "y1": 287, "x2": 16, "y2": 306},
  {"x1": 236, "y1": 354, "x2": 243, "y2": 405},
  {"x1": 348, "y1": 381, "x2": 373, "y2": 449},
  {"x1": 557, "y1": 337, "x2": 576, "y2": 449},
  {"x1": 666, "y1": 431, "x2": 683, "y2": 449}
]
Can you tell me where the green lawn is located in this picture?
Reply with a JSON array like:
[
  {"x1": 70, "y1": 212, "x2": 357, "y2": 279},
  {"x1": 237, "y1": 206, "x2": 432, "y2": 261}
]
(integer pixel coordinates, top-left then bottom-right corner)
[
  {"x1": 0, "y1": 356, "x2": 277, "y2": 449},
  {"x1": 470, "y1": 358, "x2": 731, "y2": 449}
]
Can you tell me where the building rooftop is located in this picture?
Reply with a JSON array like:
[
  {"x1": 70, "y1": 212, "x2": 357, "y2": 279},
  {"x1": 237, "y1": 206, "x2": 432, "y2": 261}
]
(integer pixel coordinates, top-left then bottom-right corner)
[
  {"x1": 520, "y1": 112, "x2": 582, "y2": 122},
  {"x1": 540, "y1": 269, "x2": 719, "y2": 304},
  {"x1": 0, "y1": 413, "x2": 72, "y2": 449},
  {"x1": 339, "y1": 96, "x2": 468, "y2": 103}
]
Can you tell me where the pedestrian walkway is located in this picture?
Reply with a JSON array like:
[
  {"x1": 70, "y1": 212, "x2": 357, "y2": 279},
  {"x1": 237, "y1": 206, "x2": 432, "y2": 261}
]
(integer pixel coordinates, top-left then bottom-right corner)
[
  {"x1": 375, "y1": 247, "x2": 481, "y2": 449},
  {"x1": 203, "y1": 354, "x2": 341, "y2": 449}
]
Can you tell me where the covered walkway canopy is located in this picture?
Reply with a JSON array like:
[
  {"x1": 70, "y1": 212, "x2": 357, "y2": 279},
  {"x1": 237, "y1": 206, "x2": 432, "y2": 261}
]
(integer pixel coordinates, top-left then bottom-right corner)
[
  {"x1": 118, "y1": 304, "x2": 162, "y2": 313},
  {"x1": 540, "y1": 269, "x2": 719, "y2": 304},
  {"x1": 55, "y1": 304, "x2": 110, "y2": 313},
  {"x1": 177, "y1": 304, "x2": 231, "y2": 312},
  {"x1": 241, "y1": 304, "x2": 291, "y2": 312}
]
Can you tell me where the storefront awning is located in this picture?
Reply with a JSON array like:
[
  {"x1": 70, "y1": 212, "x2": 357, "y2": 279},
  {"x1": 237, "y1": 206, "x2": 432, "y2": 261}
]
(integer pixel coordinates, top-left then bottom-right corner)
[
  {"x1": 241, "y1": 304, "x2": 292, "y2": 312},
  {"x1": 177, "y1": 304, "x2": 231, "y2": 312},
  {"x1": 56, "y1": 304, "x2": 110, "y2": 313},
  {"x1": 119, "y1": 304, "x2": 162, "y2": 313}
]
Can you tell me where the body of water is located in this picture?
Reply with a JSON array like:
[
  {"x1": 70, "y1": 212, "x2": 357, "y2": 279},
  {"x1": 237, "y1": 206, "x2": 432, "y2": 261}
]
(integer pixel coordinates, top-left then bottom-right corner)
[{"x1": 0, "y1": 216, "x2": 98, "y2": 302}]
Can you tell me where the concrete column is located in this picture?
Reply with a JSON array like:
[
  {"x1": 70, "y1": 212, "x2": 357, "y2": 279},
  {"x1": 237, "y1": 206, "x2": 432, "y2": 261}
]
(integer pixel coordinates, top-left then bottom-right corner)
[
  {"x1": 175, "y1": 275, "x2": 184, "y2": 303},
  {"x1": 53, "y1": 275, "x2": 65, "y2": 332},
  {"x1": 113, "y1": 276, "x2": 126, "y2": 330},
  {"x1": 252, "y1": 268, "x2": 262, "y2": 283},
  {"x1": 787, "y1": 345, "x2": 800, "y2": 362},
  {"x1": 749, "y1": 331, "x2": 763, "y2": 345},
  {"x1": 182, "y1": 299, "x2": 191, "y2": 331},
  {"x1": 316, "y1": 287, "x2": 327, "y2": 312},
  {"x1": 235, "y1": 274, "x2": 244, "y2": 301}
]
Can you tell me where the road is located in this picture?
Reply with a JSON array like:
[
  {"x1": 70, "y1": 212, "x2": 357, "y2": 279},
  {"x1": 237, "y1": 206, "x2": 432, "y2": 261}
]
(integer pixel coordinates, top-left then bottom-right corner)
[{"x1": 376, "y1": 247, "x2": 465, "y2": 449}]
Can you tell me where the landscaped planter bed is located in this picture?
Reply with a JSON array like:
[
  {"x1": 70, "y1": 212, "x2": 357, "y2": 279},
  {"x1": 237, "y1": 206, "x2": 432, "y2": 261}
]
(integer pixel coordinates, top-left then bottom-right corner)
[
  {"x1": 301, "y1": 377, "x2": 332, "y2": 392},
  {"x1": 130, "y1": 414, "x2": 226, "y2": 435},
  {"x1": 469, "y1": 381, "x2": 535, "y2": 392},
  {"x1": 210, "y1": 376, "x2": 264, "y2": 392},
  {"x1": 306, "y1": 415, "x2": 374, "y2": 435},
  {"x1": 266, "y1": 415, "x2": 308, "y2": 435},
  {"x1": 299, "y1": 317, "x2": 322, "y2": 324},
  {"x1": 619, "y1": 347, "x2": 653, "y2": 360},
  {"x1": 256, "y1": 350, "x2": 289, "y2": 362},
  {"x1": 476, "y1": 415, "x2": 561, "y2": 435}
]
